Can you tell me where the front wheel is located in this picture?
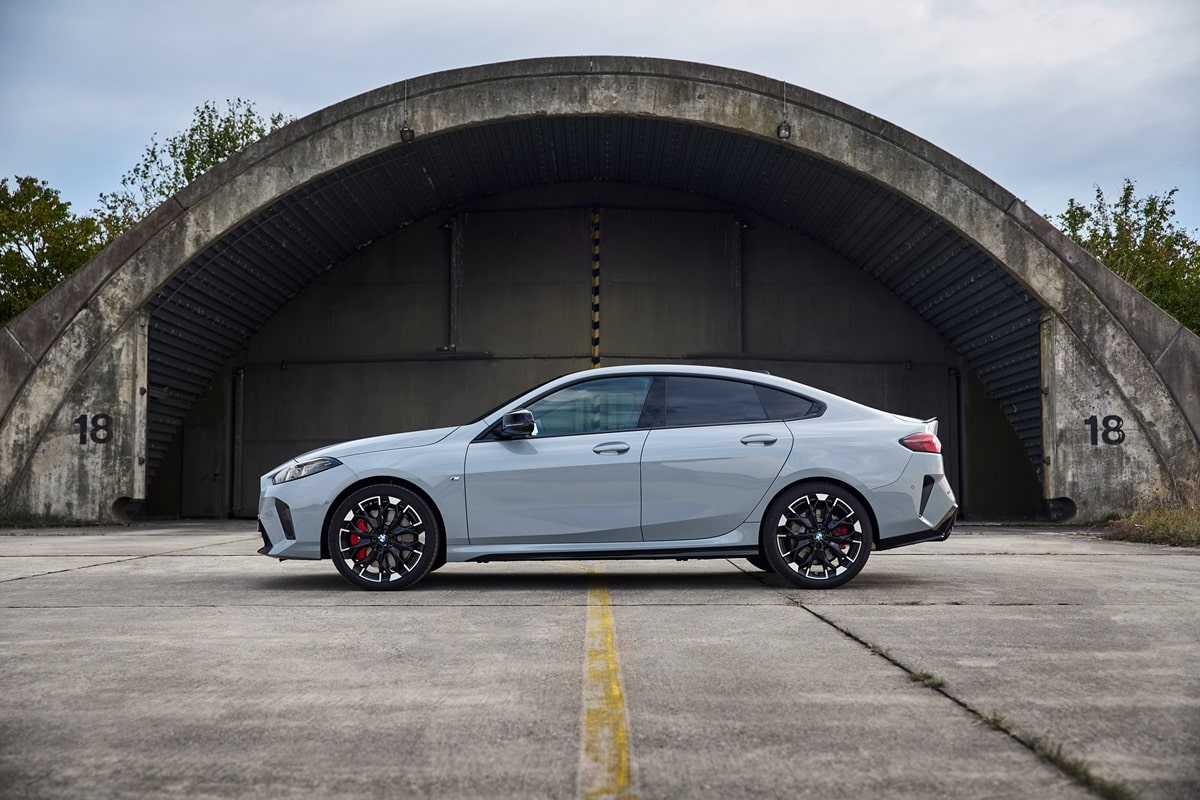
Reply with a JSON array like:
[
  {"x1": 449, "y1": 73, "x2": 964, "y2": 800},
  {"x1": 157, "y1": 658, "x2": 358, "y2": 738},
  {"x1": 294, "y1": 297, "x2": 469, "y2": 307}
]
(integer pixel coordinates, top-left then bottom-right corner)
[
  {"x1": 327, "y1": 484, "x2": 441, "y2": 590},
  {"x1": 762, "y1": 482, "x2": 872, "y2": 589}
]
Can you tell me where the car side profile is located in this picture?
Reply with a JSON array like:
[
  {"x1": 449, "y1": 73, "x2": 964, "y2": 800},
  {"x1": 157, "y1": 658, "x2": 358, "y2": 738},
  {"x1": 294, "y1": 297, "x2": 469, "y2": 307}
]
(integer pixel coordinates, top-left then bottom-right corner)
[{"x1": 257, "y1": 364, "x2": 957, "y2": 590}]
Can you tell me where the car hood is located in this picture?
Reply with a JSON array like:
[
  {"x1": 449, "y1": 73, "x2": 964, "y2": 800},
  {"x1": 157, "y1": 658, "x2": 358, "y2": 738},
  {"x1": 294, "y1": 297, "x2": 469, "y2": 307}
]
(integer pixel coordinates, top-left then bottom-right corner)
[{"x1": 296, "y1": 426, "x2": 460, "y2": 461}]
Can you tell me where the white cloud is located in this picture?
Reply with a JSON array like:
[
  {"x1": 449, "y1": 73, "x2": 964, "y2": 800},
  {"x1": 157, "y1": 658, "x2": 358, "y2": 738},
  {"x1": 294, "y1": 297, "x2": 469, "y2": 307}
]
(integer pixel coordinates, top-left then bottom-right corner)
[{"x1": 1, "y1": 0, "x2": 1196, "y2": 228}]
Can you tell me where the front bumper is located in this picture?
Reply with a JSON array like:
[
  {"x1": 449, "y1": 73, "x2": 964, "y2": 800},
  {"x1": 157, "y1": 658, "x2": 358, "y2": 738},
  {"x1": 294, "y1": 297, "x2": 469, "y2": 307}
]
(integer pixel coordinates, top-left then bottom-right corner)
[
  {"x1": 256, "y1": 496, "x2": 324, "y2": 561},
  {"x1": 258, "y1": 506, "x2": 323, "y2": 560},
  {"x1": 256, "y1": 465, "x2": 351, "y2": 560}
]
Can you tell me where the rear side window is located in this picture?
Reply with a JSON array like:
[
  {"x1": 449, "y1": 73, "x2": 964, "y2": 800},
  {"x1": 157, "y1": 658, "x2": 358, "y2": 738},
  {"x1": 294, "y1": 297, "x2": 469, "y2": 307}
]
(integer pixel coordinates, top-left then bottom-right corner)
[
  {"x1": 755, "y1": 386, "x2": 819, "y2": 420},
  {"x1": 664, "y1": 377, "x2": 767, "y2": 426}
]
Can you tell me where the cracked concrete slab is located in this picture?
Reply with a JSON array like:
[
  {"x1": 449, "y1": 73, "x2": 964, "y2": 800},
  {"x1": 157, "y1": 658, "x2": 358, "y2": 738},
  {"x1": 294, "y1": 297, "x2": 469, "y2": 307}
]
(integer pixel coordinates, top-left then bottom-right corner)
[{"x1": 0, "y1": 522, "x2": 1196, "y2": 798}]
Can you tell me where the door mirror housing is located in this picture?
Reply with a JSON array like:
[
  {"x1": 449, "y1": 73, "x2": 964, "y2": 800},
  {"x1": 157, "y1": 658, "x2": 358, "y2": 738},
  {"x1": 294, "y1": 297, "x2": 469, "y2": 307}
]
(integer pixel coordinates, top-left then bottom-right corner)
[{"x1": 499, "y1": 409, "x2": 536, "y2": 438}]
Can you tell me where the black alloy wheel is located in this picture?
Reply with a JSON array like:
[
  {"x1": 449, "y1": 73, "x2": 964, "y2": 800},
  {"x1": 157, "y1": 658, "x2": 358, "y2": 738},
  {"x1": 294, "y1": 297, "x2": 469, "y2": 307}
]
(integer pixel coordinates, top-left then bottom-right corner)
[
  {"x1": 763, "y1": 482, "x2": 872, "y2": 589},
  {"x1": 327, "y1": 484, "x2": 441, "y2": 590}
]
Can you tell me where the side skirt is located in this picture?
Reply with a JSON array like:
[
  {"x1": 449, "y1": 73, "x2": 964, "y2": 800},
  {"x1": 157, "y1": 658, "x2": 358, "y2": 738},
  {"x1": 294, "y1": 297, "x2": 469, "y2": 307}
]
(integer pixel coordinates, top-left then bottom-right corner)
[{"x1": 465, "y1": 545, "x2": 759, "y2": 563}]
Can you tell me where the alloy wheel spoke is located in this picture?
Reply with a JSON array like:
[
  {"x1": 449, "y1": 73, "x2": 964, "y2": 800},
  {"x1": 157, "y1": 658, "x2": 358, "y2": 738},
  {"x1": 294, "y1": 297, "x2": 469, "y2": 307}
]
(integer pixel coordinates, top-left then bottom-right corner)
[
  {"x1": 824, "y1": 495, "x2": 843, "y2": 518},
  {"x1": 378, "y1": 548, "x2": 399, "y2": 576},
  {"x1": 388, "y1": 545, "x2": 416, "y2": 572},
  {"x1": 829, "y1": 530, "x2": 857, "y2": 548},
  {"x1": 819, "y1": 545, "x2": 841, "y2": 571},
  {"x1": 780, "y1": 534, "x2": 810, "y2": 561},
  {"x1": 794, "y1": 544, "x2": 818, "y2": 570},
  {"x1": 391, "y1": 521, "x2": 422, "y2": 538},
  {"x1": 830, "y1": 506, "x2": 853, "y2": 526},
  {"x1": 353, "y1": 546, "x2": 381, "y2": 576},
  {"x1": 809, "y1": 545, "x2": 833, "y2": 571},
  {"x1": 784, "y1": 508, "x2": 814, "y2": 531}
]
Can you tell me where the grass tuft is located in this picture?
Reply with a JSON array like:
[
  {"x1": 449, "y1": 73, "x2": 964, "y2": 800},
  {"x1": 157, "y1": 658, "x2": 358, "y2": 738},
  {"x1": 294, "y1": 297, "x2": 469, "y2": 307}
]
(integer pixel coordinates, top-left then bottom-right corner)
[
  {"x1": 981, "y1": 710, "x2": 1139, "y2": 800},
  {"x1": 908, "y1": 670, "x2": 946, "y2": 690},
  {"x1": 1104, "y1": 506, "x2": 1200, "y2": 547},
  {"x1": 1025, "y1": 735, "x2": 1140, "y2": 800},
  {"x1": 981, "y1": 710, "x2": 1008, "y2": 729}
]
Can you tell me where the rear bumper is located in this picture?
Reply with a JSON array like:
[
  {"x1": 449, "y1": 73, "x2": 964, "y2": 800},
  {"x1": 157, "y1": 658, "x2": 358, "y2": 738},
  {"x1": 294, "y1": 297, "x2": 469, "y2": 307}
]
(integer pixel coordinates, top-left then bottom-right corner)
[{"x1": 876, "y1": 505, "x2": 957, "y2": 551}]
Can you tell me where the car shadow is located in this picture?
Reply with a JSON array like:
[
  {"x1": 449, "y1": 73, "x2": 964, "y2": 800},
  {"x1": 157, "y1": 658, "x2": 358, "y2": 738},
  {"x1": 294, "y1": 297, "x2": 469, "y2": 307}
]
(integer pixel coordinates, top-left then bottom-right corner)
[
  {"x1": 431, "y1": 569, "x2": 771, "y2": 593},
  {"x1": 250, "y1": 561, "x2": 785, "y2": 594},
  {"x1": 248, "y1": 558, "x2": 931, "y2": 595}
]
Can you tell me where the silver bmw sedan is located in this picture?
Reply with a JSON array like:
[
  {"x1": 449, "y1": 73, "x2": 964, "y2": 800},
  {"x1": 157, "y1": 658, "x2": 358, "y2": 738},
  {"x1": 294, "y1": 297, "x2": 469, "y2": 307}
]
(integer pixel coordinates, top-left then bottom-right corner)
[{"x1": 258, "y1": 364, "x2": 957, "y2": 590}]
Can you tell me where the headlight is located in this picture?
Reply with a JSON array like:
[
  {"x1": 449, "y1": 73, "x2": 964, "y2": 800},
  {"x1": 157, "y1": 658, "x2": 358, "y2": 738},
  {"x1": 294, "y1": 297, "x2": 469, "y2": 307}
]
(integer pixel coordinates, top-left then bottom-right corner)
[{"x1": 272, "y1": 457, "x2": 342, "y2": 485}]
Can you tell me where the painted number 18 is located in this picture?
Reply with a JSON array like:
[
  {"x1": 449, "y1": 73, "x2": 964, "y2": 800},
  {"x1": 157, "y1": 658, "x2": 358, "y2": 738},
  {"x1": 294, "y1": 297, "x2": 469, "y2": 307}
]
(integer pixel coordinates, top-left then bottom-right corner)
[
  {"x1": 1084, "y1": 414, "x2": 1125, "y2": 446},
  {"x1": 74, "y1": 413, "x2": 113, "y2": 445}
]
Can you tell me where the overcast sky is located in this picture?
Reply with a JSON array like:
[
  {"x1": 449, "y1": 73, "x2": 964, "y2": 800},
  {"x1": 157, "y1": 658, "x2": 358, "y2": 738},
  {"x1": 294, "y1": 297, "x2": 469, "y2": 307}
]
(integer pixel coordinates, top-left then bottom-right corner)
[{"x1": 2, "y1": 0, "x2": 1197, "y2": 233}]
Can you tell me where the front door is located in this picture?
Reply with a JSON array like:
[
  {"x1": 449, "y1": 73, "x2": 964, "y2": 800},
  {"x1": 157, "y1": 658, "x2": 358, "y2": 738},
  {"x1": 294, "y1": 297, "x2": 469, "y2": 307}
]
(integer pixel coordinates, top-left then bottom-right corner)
[{"x1": 463, "y1": 375, "x2": 653, "y2": 545}]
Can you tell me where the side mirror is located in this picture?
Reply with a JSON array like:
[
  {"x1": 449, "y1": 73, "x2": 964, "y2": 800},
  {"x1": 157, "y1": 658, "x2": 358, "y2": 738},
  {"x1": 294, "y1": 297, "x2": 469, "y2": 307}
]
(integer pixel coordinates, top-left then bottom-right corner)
[{"x1": 499, "y1": 409, "x2": 536, "y2": 438}]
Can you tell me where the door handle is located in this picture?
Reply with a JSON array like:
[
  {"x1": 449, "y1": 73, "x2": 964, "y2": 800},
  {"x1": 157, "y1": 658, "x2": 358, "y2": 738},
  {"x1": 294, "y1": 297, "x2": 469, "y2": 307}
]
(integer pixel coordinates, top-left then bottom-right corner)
[
  {"x1": 740, "y1": 434, "x2": 777, "y2": 446},
  {"x1": 593, "y1": 442, "x2": 630, "y2": 455}
]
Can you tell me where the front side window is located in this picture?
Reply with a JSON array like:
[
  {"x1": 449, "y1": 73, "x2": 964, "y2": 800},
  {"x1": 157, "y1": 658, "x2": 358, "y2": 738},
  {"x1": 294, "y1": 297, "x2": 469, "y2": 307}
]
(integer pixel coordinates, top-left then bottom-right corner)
[{"x1": 526, "y1": 376, "x2": 653, "y2": 436}]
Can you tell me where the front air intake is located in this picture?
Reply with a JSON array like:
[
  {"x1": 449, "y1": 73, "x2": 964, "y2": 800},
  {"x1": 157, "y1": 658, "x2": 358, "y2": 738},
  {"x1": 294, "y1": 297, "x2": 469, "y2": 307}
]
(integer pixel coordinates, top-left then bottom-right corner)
[{"x1": 274, "y1": 499, "x2": 296, "y2": 540}]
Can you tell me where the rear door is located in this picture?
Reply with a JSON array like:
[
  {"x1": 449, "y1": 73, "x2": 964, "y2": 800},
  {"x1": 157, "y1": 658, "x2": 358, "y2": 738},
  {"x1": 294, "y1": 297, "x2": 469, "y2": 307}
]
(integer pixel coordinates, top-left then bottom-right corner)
[{"x1": 641, "y1": 376, "x2": 793, "y2": 541}]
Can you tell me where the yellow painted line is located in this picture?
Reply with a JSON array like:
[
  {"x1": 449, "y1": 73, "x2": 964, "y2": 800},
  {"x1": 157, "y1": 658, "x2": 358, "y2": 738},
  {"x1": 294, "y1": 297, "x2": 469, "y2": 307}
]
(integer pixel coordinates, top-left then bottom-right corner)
[{"x1": 578, "y1": 568, "x2": 636, "y2": 800}]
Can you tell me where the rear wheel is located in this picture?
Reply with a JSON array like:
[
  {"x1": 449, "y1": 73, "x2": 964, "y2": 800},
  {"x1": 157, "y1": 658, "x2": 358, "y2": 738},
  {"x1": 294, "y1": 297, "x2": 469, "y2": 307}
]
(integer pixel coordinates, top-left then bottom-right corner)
[
  {"x1": 763, "y1": 482, "x2": 872, "y2": 589},
  {"x1": 327, "y1": 484, "x2": 441, "y2": 590}
]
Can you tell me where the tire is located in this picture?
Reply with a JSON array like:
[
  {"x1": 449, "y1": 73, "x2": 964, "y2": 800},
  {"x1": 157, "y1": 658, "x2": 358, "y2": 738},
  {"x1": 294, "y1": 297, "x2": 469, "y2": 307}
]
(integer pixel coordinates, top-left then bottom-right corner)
[
  {"x1": 744, "y1": 554, "x2": 772, "y2": 572},
  {"x1": 762, "y1": 482, "x2": 872, "y2": 589},
  {"x1": 327, "y1": 484, "x2": 441, "y2": 590}
]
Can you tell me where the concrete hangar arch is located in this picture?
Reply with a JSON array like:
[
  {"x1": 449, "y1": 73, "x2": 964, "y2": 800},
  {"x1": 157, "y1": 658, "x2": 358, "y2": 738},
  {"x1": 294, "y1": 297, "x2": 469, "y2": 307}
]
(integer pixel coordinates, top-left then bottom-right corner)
[{"x1": 2, "y1": 56, "x2": 1197, "y2": 525}]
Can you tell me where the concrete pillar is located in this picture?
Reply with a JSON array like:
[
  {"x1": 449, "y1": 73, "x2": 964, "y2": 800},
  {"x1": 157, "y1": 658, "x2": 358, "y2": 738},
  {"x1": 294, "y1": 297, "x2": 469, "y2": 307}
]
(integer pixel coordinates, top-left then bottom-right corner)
[{"x1": 3, "y1": 313, "x2": 148, "y2": 523}]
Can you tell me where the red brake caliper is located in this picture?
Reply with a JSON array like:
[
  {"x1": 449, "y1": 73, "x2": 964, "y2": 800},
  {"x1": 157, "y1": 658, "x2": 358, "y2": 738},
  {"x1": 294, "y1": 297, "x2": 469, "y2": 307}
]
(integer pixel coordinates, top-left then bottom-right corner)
[
  {"x1": 834, "y1": 524, "x2": 852, "y2": 552},
  {"x1": 350, "y1": 518, "x2": 370, "y2": 560}
]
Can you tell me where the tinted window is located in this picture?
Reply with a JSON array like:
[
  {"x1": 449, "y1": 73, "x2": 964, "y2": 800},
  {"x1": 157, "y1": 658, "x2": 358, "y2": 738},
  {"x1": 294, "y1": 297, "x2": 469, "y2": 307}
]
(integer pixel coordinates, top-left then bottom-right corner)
[
  {"x1": 664, "y1": 377, "x2": 767, "y2": 426},
  {"x1": 526, "y1": 376, "x2": 652, "y2": 436},
  {"x1": 756, "y1": 386, "x2": 818, "y2": 420},
  {"x1": 636, "y1": 376, "x2": 667, "y2": 428}
]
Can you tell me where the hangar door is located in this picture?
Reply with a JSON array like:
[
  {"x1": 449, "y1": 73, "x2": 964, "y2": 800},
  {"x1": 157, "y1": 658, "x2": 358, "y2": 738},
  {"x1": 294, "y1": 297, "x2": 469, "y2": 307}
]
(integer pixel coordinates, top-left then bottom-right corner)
[
  {"x1": 158, "y1": 201, "x2": 1036, "y2": 520},
  {"x1": 233, "y1": 205, "x2": 754, "y2": 514}
]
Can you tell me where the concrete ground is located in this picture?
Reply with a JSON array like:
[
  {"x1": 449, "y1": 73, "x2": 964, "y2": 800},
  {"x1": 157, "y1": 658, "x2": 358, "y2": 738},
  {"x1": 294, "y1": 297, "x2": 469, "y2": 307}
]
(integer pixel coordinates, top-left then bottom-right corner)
[{"x1": 0, "y1": 522, "x2": 1196, "y2": 799}]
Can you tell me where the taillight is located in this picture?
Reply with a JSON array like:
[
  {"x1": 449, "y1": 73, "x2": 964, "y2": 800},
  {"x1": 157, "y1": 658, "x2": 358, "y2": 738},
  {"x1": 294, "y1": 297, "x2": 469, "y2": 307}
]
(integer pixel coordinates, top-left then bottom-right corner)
[{"x1": 900, "y1": 432, "x2": 942, "y2": 453}]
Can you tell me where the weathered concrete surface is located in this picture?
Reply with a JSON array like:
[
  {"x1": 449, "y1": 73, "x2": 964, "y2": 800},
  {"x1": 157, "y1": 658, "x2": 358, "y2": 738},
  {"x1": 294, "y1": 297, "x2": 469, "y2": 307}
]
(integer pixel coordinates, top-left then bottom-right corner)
[
  {"x1": 1, "y1": 56, "x2": 1197, "y2": 524},
  {"x1": 0, "y1": 523, "x2": 1196, "y2": 799},
  {"x1": 1014, "y1": 202, "x2": 1200, "y2": 446},
  {"x1": 3, "y1": 313, "x2": 147, "y2": 524},
  {"x1": 1042, "y1": 314, "x2": 1184, "y2": 513}
]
